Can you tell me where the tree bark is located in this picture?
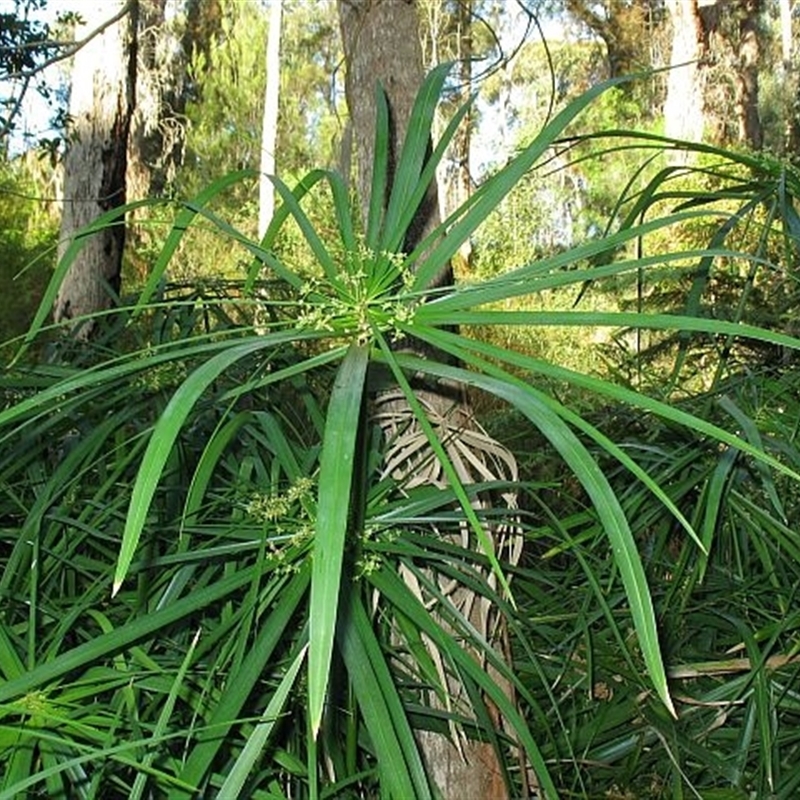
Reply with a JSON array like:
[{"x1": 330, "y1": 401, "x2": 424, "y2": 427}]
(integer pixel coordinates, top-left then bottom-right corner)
[
  {"x1": 450, "y1": 0, "x2": 473, "y2": 274},
  {"x1": 664, "y1": 0, "x2": 707, "y2": 155},
  {"x1": 126, "y1": 0, "x2": 183, "y2": 202},
  {"x1": 181, "y1": 0, "x2": 223, "y2": 73},
  {"x1": 126, "y1": 0, "x2": 188, "y2": 281},
  {"x1": 664, "y1": 0, "x2": 764, "y2": 153},
  {"x1": 338, "y1": 0, "x2": 438, "y2": 250},
  {"x1": 56, "y1": 0, "x2": 136, "y2": 337},
  {"x1": 734, "y1": 0, "x2": 762, "y2": 150},
  {"x1": 783, "y1": 0, "x2": 800, "y2": 158},
  {"x1": 565, "y1": 0, "x2": 650, "y2": 79},
  {"x1": 779, "y1": 0, "x2": 792, "y2": 68}
]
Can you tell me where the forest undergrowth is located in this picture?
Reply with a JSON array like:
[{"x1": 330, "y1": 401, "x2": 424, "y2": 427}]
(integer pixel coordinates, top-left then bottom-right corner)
[{"x1": 2, "y1": 67, "x2": 800, "y2": 799}]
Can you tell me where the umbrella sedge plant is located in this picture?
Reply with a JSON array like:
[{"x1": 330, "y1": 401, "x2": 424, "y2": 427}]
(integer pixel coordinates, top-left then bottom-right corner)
[{"x1": 1, "y1": 63, "x2": 800, "y2": 797}]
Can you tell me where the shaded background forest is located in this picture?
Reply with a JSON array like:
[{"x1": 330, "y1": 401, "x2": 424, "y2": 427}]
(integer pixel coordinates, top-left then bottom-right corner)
[{"x1": 4, "y1": 0, "x2": 799, "y2": 356}]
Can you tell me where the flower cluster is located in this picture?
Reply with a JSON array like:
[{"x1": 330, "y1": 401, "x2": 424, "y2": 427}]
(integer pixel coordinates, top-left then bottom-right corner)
[
  {"x1": 295, "y1": 242, "x2": 416, "y2": 345},
  {"x1": 246, "y1": 476, "x2": 316, "y2": 570},
  {"x1": 246, "y1": 475, "x2": 315, "y2": 523}
]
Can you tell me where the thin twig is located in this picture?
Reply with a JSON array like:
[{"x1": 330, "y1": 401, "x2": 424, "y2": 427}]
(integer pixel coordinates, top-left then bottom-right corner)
[
  {"x1": 0, "y1": 74, "x2": 31, "y2": 140},
  {"x1": 3, "y1": 1, "x2": 135, "y2": 81}
]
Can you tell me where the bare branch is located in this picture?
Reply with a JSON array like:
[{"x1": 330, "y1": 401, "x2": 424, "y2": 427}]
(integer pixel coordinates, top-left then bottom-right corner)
[
  {"x1": 2, "y1": 0, "x2": 135, "y2": 81},
  {"x1": 0, "y1": 74, "x2": 32, "y2": 140}
]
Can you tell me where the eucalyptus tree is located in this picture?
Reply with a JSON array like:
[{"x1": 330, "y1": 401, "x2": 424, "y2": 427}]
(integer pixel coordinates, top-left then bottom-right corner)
[
  {"x1": 55, "y1": 0, "x2": 191, "y2": 336},
  {"x1": 54, "y1": 0, "x2": 136, "y2": 337},
  {"x1": 562, "y1": 0, "x2": 663, "y2": 79},
  {"x1": 664, "y1": 0, "x2": 764, "y2": 152},
  {"x1": 782, "y1": 0, "x2": 800, "y2": 156}
]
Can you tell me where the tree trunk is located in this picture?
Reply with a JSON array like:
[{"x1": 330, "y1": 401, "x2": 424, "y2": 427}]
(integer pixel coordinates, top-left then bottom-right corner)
[
  {"x1": 783, "y1": 0, "x2": 800, "y2": 158},
  {"x1": 338, "y1": 2, "x2": 513, "y2": 797},
  {"x1": 664, "y1": 0, "x2": 707, "y2": 155},
  {"x1": 565, "y1": 0, "x2": 650, "y2": 80},
  {"x1": 734, "y1": 0, "x2": 762, "y2": 150},
  {"x1": 338, "y1": 0, "x2": 436, "y2": 249},
  {"x1": 126, "y1": 0, "x2": 188, "y2": 281},
  {"x1": 258, "y1": 0, "x2": 283, "y2": 239},
  {"x1": 779, "y1": 0, "x2": 792, "y2": 69},
  {"x1": 126, "y1": 0, "x2": 186, "y2": 201},
  {"x1": 450, "y1": 0, "x2": 473, "y2": 274},
  {"x1": 181, "y1": 0, "x2": 223, "y2": 72},
  {"x1": 56, "y1": 1, "x2": 136, "y2": 337}
]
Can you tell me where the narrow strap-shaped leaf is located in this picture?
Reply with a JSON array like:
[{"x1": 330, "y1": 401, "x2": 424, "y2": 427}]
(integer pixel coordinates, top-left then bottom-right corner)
[
  {"x1": 416, "y1": 308, "x2": 800, "y2": 354},
  {"x1": 270, "y1": 174, "x2": 340, "y2": 283},
  {"x1": 337, "y1": 592, "x2": 432, "y2": 799},
  {"x1": 373, "y1": 330, "x2": 513, "y2": 602},
  {"x1": 402, "y1": 325, "x2": 800, "y2": 485},
  {"x1": 172, "y1": 567, "x2": 310, "y2": 797},
  {"x1": 569, "y1": 126, "x2": 770, "y2": 173},
  {"x1": 180, "y1": 411, "x2": 255, "y2": 533},
  {"x1": 135, "y1": 171, "x2": 257, "y2": 314},
  {"x1": 246, "y1": 168, "x2": 336, "y2": 290},
  {"x1": 370, "y1": 566, "x2": 560, "y2": 799},
  {"x1": 251, "y1": 410, "x2": 306, "y2": 481},
  {"x1": 0, "y1": 729, "x2": 198, "y2": 799},
  {"x1": 411, "y1": 76, "x2": 627, "y2": 292},
  {"x1": 0, "y1": 336, "x2": 290, "y2": 434},
  {"x1": 17, "y1": 197, "x2": 157, "y2": 358},
  {"x1": 381, "y1": 63, "x2": 452, "y2": 247},
  {"x1": 699, "y1": 446, "x2": 738, "y2": 583},
  {"x1": 308, "y1": 342, "x2": 369, "y2": 737},
  {"x1": 0, "y1": 624, "x2": 25, "y2": 682},
  {"x1": 420, "y1": 214, "x2": 742, "y2": 313},
  {"x1": 380, "y1": 350, "x2": 675, "y2": 717},
  {"x1": 383, "y1": 331, "x2": 698, "y2": 547},
  {"x1": 327, "y1": 169, "x2": 359, "y2": 253},
  {"x1": 0, "y1": 569, "x2": 253, "y2": 704},
  {"x1": 384, "y1": 92, "x2": 474, "y2": 260},
  {"x1": 185, "y1": 199, "x2": 302, "y2": 288},
  {"x1": 667, "y1": 196, "x2": 765, "y2": 392},
  {"x1": 247, "y1": 166, "x2": 358, "y2": 291},
  {"x1": 130, "y1": 628, "x2": 203, "y2": 800},
  {"x1": 114, "y1": 332, "x2": 321, "y2": 594},
  {"x1": 215, "y1": 644, "x2": 308, "y2": 799},
  {"x1": 717, "y1": 396, "x2": 786, "y2": 522},
  {"x1": 501, "y1": 386, "x2": 675, "y2": 717}
]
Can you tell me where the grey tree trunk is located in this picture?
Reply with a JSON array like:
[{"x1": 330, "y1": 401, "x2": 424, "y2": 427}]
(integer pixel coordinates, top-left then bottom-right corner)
[
  {"x1": 337, "y1": 2, "x2": 516, "y2": 797},
  {"x1": 664, "y1": 0, "x2": 707, "y2": 156},
  {"x1": 126, "y1": 0, "x2": 188, "y2": 281},
  {"x1": 56, "y1": 1, "x2": 137, "y2": 337},
  {"x1": 126, "y1": 0, "x2": 185, "y2": 201},
  {"x1": 734, "y1": 0, "x2": 762, "y2": 150},
  {"x1": 664, "y1": 0, "x2": 763, "y2": 153},
  {"x1": 779, "y1": 0, "x2": 792, "y2": 68}
]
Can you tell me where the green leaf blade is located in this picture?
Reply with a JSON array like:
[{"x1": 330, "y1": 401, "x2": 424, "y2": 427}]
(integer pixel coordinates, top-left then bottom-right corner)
[{"x1": 308, "y1": 342, "x2": 369, "y2": 737}]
